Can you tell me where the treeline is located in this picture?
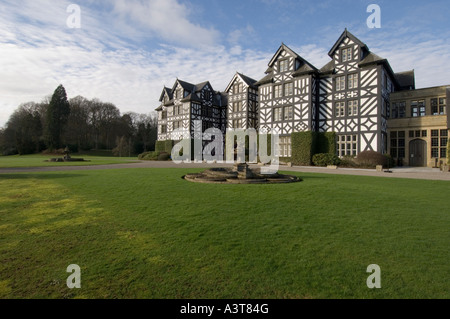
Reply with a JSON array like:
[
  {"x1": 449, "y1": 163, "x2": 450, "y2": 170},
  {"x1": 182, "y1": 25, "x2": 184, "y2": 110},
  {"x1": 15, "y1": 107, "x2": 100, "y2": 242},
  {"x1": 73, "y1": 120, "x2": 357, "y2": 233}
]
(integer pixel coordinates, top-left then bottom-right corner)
[{"x1": 0, "y1": 85, "x2": 158, "y2": 156}]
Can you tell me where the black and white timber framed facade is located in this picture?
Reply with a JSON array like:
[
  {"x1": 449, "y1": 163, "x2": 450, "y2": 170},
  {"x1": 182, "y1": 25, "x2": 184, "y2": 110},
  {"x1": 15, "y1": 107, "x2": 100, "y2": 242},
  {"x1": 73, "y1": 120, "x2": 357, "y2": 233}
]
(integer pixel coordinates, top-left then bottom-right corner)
[{"x1": 156, "y1": 29, "x2": 448, "y2": 167}]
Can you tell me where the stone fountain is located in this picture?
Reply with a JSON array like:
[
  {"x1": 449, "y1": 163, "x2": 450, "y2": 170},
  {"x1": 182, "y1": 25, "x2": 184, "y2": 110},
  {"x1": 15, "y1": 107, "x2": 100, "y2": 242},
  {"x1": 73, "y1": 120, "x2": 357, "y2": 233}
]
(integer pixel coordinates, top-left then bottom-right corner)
[{"x1": 184, "y1": 163, "x2": 302, "y2": 184}]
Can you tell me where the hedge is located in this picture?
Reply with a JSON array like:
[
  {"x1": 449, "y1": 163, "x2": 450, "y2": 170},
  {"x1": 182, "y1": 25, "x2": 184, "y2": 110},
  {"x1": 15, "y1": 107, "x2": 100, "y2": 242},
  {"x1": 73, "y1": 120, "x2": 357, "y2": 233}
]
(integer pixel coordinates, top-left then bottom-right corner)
[
  {"x1": 447, "y1": 138, "x2": 450, "y2": 165},
  {"x1": 138, "y1": 151, "x2": 171, "y2": 161},
  {"x1": 257, "y1": 134, "x2": 272, "y2": 163},
  {"x1": 291, "y1": 132, "x2": 316, "y2": 166},
  {"x1": 316, "y1": 132, "x2": 336, "y2": 155},
  {"x1": 312, "y1": 153, "x2": 341, "y2": 167},
  {"x1": 155, "y1": 140, "x2": 174, "y2": 153}
]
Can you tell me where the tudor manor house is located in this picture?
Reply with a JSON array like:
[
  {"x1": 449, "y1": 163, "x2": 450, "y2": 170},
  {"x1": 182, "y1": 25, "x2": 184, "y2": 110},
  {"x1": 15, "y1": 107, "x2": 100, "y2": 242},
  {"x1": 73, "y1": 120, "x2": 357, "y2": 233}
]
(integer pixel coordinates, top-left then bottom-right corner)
[{"x1": 156, "y1": 29, "x2": 449, "y2": 167}]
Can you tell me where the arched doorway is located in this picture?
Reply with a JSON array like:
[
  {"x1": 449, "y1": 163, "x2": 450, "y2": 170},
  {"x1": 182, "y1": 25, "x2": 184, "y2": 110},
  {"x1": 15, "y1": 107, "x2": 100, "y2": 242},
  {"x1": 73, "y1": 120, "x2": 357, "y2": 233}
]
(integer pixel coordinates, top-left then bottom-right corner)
[{"x1": 409, "y1": 139, "x2": 427, "y2": 167}]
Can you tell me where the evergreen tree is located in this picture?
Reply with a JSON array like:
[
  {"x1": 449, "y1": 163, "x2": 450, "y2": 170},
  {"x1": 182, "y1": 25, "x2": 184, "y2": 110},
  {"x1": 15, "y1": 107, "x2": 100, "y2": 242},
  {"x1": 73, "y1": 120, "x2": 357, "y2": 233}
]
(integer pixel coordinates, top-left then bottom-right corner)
[{"x1": 45, "y1": 85, "x2": 71, "y2": 149}]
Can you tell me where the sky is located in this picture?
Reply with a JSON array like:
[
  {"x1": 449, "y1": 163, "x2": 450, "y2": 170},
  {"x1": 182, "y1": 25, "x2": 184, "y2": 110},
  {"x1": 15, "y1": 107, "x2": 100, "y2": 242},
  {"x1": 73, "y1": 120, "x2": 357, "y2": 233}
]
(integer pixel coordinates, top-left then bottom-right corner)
[{"x1": 0, "y1": 0, "x2": 449, "y2": 127}]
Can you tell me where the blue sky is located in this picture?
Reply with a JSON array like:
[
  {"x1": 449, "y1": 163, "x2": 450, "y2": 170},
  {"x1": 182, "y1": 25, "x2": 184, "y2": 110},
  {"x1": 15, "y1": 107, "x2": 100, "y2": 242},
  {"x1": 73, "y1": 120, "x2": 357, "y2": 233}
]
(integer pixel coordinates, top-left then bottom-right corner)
[{"x1": 0, "y1": 0, "x2": 449, "y2": 127}]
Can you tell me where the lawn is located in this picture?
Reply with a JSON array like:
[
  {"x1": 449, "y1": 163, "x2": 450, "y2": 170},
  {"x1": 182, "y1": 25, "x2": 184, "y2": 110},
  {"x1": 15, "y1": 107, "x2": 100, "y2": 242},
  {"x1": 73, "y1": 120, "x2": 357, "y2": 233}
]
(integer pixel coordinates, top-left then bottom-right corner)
[
  {"x1": 0, "y1": 154, "x2": 138, "y2": 168},
  {"x1": 0, "y1": 168, "x2": 448, "y2": 299}
]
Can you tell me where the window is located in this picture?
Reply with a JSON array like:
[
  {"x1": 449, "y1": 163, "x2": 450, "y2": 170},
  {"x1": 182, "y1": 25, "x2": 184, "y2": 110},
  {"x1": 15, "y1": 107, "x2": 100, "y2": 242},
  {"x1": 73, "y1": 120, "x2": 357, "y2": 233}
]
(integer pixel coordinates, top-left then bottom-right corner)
[
  {"x1": 337, "y1": 135, "x2": 357, "y2": 156},
  {"x1": 419, "y1": 100, "x2": 426, "y2": 116},
  {"x1": 431, "y1": 130, "x2": 448, "y2": 159},
  {"x1": 233, "y1": 83, "x2": 243, "y2": 94},
  {"x1": 348, "y1": 100, "x2": 359, "y2": 116},
  {"x1": 284, "y1": 106, "x2": 293, "y2": 121},
  {"x1": 390, "y1": 131, "x2": 405, "y2": 159},
  {"x1": 204, "y1": 91, "x2": 212, "y2": 101},
  {"x1": 412, "y1": 100, "x2": 426, "y2": 117},
  {"x1": 440, "y1": 98, "x2": 447, "y2": 115},
  {"x1": 335, "y1": 102, "x2": 345, "y2": 117},
  {"x1": 422, "y1": 130, "x2": 428, "y2": 138},
  {"x1": 392, "y1": 102, "x2": 406, "y2": 118},
  {"x1": 336, "y1": 76, "x2": 346, "y2": 91},
  {"x1": 202, "y1": 106, "x2": 213, "y2": 117},
  {"x1": 348, "y1": 74, "x2": 358, "y2": 90},
  {"x1": 274, "y1": 85, "x2": 283, "y2": 98},
  {"x1": 433, "y1": 98, "x2": 447, "y2": 115},
  {"x1": 175, "y1": 89, "x2": 183, "y2": 99},
  {"x1": 161, "y1": 111, "x2": 167, "y2": 120},
  {"x1": 342, "y1": 48, "x2": 352, "y2": 62},
  {"x1": 279, "y1": 60, "x2": 289, "y2": 72},
  {"x1": 233, "y1": 102, "x2": 243, "y2": 113},
  {"x1": 284, "y1": 82, "x2": 294, "y2": 96},
  {"x1": 248, "y1": 118, "x2": 256, "y2": 129},
  {"x1": 173, "y1": 105, "x2": 182, "y2": 116},
  {"x1": 173, "y1": 121, "x2": 183, "y2": 130},
  {"x1": 273, "y1": 108, "x2": 282, "y2": 122},
  {"x1": 431, "y1": 98, "x2": 438, "y2": 115},
  {"x1": 160, "y1": 125, "x2": 167, "y2": 134},
  {"x1": 278, "y1": 137, "x2": 292, "y2": 158},
  {"x1": 232, "y1": 119, "x2": 243, "y2": 129}
]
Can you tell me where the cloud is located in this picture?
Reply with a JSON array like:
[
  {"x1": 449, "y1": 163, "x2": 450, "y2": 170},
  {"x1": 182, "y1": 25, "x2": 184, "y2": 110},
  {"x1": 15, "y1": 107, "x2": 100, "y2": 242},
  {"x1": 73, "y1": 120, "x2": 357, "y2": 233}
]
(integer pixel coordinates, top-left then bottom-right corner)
[
  {"x1": 111, "y1": 0, "x2": 220, "y2": 47},
  {"x1": 0, "y1": 0, "x2": 449, "y2": 129},
  {"x1": 0, "y1": 0, "x2": 271, "y2": 127}
]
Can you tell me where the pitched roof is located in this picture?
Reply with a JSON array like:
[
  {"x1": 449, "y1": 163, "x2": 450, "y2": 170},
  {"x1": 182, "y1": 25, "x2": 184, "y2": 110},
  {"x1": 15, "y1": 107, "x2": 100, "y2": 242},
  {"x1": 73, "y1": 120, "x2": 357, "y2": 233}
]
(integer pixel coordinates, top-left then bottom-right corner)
[
  {"x1": 319, "y1": 60, "x2": 335, "y2": 74},
  {"x1": 174, "y1": 79, "x2": 196, "y2": 93},
  {"x1": 194, "y1": 81, "x2": 210, "y2": 92},
  {"x1": 268, "y1": 43, "x2": 317, "y2": 72},
  {"x1": 225, "y1": 72, "x2": 258, "y2": 92},
  {"x1": 358, "y1": 52, "x2": 386, "y2": 66},
  {"x1": 255, "y1": 73, "x2": 274, "y2": 86},
  {"x1": 159, "y1": 87, "x2": 173, "y2": 102},
  {"x1": 328, "y1": 29, "x2": 369, "y2": 57},
  {"x1": 237, "y1": 73, "x2": 258, "y2": 89},
  {"x1": 395, "y1": 70, "x2": 416, "y2": 90},
  {"x1": 292, "y1": 63, "x2": 317, "y2": 77},
  {"x1": 180, "y1": 92, "x2": 202, "y2": 103}
]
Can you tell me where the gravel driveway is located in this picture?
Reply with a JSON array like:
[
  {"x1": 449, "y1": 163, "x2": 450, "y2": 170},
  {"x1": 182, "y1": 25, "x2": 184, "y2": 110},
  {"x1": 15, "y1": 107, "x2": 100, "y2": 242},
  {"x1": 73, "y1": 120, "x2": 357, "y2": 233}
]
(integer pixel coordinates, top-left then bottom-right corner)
[{"x1": 1, "y1": 161, "x2": 449, "y2": 181}]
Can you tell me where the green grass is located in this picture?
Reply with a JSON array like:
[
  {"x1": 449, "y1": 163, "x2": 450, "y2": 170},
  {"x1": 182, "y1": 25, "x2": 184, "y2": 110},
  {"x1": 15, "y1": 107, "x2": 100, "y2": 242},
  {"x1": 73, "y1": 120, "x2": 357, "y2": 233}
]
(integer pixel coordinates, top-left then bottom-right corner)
[
  {"x1": 0, "y1": 154, "x2": 138, "y2": 168},
  {"x1": 0, "y1": 168, "x2": 449, "y2": 299}
]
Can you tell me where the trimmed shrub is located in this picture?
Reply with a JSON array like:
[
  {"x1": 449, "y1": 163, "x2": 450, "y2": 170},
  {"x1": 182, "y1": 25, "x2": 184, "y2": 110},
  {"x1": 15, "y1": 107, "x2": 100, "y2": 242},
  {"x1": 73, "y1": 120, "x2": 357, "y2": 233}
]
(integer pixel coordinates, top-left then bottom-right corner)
[
  {"x1": 447, "y1": 138, "x2": 450, "y2": 165},
  {"x1": 257, "y1": 134, "x2": 272, "y2": 162},
  {"x1": 139, "y1": 151, "x2": 171, "y2": 161},
  {"x1": 138, "y1": 152, "x2": 151, "y2": 160},
  {"x1": 155, "y1": 140, "x2": 174, "y2": 153},
  {"x1": 312, "y1": 153, "x2": 341, "y2": 167},
  {"x1": 316, "y1": 132, "x2": 337, "y2": 155},
  {"x1": 339, "y1": 156, "x2": 359, "y2": 168},
  {"x1": 356, "y1": 150, "x2": 389, "y2": 168},
  {"x1": 291, "y1": 132, "x2": 316, "y2": 166},
  {"x1": 157, "y1": 152, "x2": 171, "y2": 161}
]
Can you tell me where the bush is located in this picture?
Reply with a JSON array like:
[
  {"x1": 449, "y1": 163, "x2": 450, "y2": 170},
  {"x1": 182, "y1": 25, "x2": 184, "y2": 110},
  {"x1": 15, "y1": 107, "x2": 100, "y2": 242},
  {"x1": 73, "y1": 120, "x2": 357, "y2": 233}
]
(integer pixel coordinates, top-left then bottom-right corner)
[
  {"x1": 312, "y1": 153, "x2": 341, "y2": 167},
  {"x1": 157, "y1": 152, "x2": 171, "y2": 161},
  {"x1": 447, "y1": 138, "x2": 450, "y2": 165},
  {"x1": 138, "y1": 152, "x2": 151, "y2": 160},
  {"x1": 339, "y1": 156, "x2": 359, "y2": 168},
  {"x1": 316, "y1": 132, "x2": 337, "y2": 155},
  {"x1": 291, "y1": 132, "x2": 316, "y2": 166},
  {"x1": 138, "y1": 151, "x2": 171, "y2": 161},
  {"x1": 356, "y1": 151, "x2": 389, "y2": 168},
  {"x1": 155, "y1": 140, "x2": 174, "y2": 153}
]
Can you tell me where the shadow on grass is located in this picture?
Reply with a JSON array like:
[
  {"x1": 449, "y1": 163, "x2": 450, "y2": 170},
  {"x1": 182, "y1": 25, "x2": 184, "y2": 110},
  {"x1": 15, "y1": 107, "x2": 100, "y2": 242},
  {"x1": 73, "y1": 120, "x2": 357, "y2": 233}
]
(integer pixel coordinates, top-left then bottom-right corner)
[{"x1": 0, "y1": 173, "x2": 86, "y2": 180}]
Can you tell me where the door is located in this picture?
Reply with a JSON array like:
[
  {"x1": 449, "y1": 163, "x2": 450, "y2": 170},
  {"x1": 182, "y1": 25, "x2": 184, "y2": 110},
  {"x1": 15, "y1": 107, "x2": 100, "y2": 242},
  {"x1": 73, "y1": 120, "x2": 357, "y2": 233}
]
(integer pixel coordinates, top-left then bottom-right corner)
[{"x1": 409, "y1": 139, "x2": 427, "y2": 167}]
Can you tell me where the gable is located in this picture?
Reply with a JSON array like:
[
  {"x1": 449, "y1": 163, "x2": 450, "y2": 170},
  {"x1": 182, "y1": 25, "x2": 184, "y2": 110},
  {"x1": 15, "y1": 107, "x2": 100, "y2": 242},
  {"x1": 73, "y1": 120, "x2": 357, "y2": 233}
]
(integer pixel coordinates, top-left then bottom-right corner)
[
  {"x1": 269, "y1": 45, "x2": 298, "y2": 74},
  {"x1": 329, "y1": 29, "x2": 369, "y2": 65}
]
